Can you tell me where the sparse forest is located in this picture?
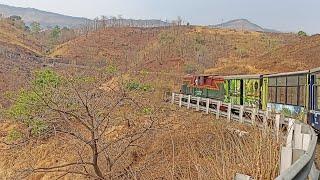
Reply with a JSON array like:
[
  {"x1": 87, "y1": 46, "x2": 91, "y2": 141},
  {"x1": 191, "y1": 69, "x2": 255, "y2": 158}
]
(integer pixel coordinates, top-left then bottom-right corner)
[{"x1": 0, "y1": 12, "x2": 320, "y2": 180}]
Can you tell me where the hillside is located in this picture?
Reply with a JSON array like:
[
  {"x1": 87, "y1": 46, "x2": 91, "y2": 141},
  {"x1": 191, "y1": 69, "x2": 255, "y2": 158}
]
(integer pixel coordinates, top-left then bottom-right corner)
[
  {"x1": 206, "y1": 34, "x2": 320, "y2": 75},
  {"x1": 0, "y1": 18, "x2": 44, "y2": 107},
  {"x1": 0, "y1": 4, "x2": 89, "y2": 28},
  {"x1": 50, "y1": 26, "x2": 299, "y2": 74},
  {"x1": 254, "y1": 34, "x2": 320, "y2": 72},
  {"x1": 211, "y1": 19, "x2": 279, "y2": 33},
  {"x1": 0, "y1": 18, "x2": 43, "y2": 55},
  {"x1": 0, "y1": 4, "x2": 172, "y2": 29}
]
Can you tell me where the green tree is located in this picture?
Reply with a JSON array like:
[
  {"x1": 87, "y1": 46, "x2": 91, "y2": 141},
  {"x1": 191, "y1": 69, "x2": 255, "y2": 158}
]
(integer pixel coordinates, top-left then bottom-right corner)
[
  {"x1": 30, "y1": 21, "x2": 41, "y2": 34},
  {"x1": 6, "y1": 69, "x2": 61, "y2": 136},
  {"x1": 298, "y1": 31, "x2": 307, "y2": 36},
  {"x1": 50, "y1": 25, "x2": 61, "y2": 43}
]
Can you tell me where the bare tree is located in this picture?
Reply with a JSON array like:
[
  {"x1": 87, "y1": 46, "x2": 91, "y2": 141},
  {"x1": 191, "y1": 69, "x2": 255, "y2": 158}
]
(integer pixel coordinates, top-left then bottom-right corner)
[{"x1": 5, "y1": 71, "x2": 158, "y2": 179}]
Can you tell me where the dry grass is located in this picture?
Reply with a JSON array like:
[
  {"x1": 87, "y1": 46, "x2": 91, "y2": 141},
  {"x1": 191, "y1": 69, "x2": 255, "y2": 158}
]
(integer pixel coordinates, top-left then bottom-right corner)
[
  {"x1": 0, "y1": 107, "x2": 282, "y2": 180},
  {"x1": 0, "y1": 19, "x2": 43, "y2": 55},
  {"x1": 133, "y1": 107, "x2": 282, "y2": 180}
]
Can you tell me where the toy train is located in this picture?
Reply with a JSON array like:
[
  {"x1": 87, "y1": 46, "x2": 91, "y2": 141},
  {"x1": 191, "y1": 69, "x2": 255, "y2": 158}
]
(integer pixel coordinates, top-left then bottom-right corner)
[{"x1": 181, "y1": 67, "x2": 320, "y2": 132}]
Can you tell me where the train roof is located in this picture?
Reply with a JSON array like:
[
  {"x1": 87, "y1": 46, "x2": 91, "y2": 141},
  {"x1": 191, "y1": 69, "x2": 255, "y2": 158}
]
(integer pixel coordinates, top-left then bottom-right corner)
[
  {"x1": 184, "y1": 74, "x2": 223, "y2": 78},
  {"x1": 310, "y1": 67, "x2": 320, "y2": 73},
  {"x1": 263, "y1": 70, "x2": 309, "y2": 77},
  {"x1": 185, "y1": 69, "x2": 312, "y2": 79},
  {"x1": 223, "y1": 74, "x2": 261, "y2": 79}
]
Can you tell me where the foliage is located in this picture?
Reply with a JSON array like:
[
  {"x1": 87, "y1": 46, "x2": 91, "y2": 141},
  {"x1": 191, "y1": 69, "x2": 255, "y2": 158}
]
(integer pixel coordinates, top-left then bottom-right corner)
[
  {"x1": 7, "y1": 90, "x2": 40, "y2": 121},
  {"x1": 7, "y1": 69, "x2": 61, "y2": 137},
  {"x1": 125, "y1": 80, "x2": 153, "y2": 91},
  {"x1": 105, "y1": 64, "x2": 118, "y2": 75},
  {"x1": 50, "y1": 25, "x2": 61, "y2": 43},
  {"x1": 298, "y1": 31, "x2": 307, "y2": 36},
  {"x1": 159, "y1": 32, "x2": 175, "y2": 45},
  {"x1": 33, "y1": 69, "x2": 61, "y2": 88},
  {"x1": 126, "y1": 80, "x2": 140, "y2": 90},
  {"x1": 142, "y1": 107, "x2": 153, "y2": 115},
  {"x1": 30, "y1": 21, "x2": 41, "y2": 34},
  {"x1": 30, "y1": 119, "x2": 48, "y2": 136},
  {"x1": 6, "y1": 129, "x2": 23, "y2": 142}
]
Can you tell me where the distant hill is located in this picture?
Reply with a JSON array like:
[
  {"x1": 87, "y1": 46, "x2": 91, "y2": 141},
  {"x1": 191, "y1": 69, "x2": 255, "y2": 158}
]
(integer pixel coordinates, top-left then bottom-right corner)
[
  {"x1": 0, "y1": 4, "x2": 89, "y2": 28},
  {"x1": 0, "y1": 4, "x2": 172, "y2": 29},
  {"x1": 210, "y1": 19, "x2": 279, "y2": 33}
]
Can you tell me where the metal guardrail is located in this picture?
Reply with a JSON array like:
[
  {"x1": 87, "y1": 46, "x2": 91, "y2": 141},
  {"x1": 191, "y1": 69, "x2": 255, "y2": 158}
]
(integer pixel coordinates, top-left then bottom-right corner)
[{"x1": 170, "y1": 93, "x2": 319, "y2": 180}]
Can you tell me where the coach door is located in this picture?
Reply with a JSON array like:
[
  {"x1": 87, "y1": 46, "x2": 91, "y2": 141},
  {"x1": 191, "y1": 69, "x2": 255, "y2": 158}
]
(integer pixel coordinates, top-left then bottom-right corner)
[{"x1": 309, "y1": 70, "x2": 320, "y2": 131}]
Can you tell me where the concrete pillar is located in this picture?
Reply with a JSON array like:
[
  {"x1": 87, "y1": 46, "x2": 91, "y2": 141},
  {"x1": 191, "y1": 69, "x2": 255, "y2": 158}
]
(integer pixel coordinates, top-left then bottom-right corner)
[
  {"x1": 187, "y1": 95, "x2": 191, "y2": 109},
  {"x1": 171, "y1": 92, "x2": 175, "y2": 104},
  {"x1": 280, "y1": 146, "x2": 293, "y2": 173},
  {"x1": 227, "y1": 103, "x2": 232, "y2": 121},
  {"x1": 196, "y1": 97, "x2": 200, "y2": 111},
  {"x1": 216, "y1": 101, "x2": 221, "y2": 119},
  {"x1": 293, "y1": 124, "x2": 303, "y2": 149},
  {"x1": 179, "y1": 94, "x2": 183, "y2": 107},
  {"x1": 251, "y1": 108, "x2": 256, "y2": 125},
  {"x1": 206, "y1": 98, "x2": 210, "y2": 114},
  {"x1": 239, "y1": 106, "x2": 244, "y2": 123}
]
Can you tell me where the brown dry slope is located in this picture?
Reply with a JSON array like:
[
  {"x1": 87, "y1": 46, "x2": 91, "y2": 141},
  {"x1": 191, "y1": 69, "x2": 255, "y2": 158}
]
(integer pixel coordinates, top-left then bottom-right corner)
[
  {"x1": 253, "y1": 34, "x2": 320, "y2": 73},
  {"x1": 51, "y1": 26, "x2": 299, "y2": 74},
  {"x1": 0, "y1": 18, "x2": 44, "y2": 107},
  {"x1": 206, "y1": 34, "x2": 320, "y2": 75}
]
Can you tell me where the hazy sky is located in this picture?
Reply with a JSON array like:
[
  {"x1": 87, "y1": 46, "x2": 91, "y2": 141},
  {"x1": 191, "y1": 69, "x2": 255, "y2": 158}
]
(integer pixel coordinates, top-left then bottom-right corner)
[{"x1": 0, "y1": 0, "x2": 319, "y2": 34}]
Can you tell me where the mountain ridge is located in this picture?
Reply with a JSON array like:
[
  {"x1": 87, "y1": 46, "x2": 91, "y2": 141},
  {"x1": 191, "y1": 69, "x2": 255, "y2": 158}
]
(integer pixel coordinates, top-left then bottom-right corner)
[
  {"x1": 210, "y1": 19, "x2": 280, "y2": 33},
  {"x1": 0, "y1": 3, "x2": 90, "y2": 28},
  {"x1": 0, "y1": 3, "x2": 172, "y2": 28}
]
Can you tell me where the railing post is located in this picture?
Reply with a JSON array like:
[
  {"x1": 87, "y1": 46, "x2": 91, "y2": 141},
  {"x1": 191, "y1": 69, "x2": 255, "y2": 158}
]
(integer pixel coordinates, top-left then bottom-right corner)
[
  {"x1": 287, "y1": 118, "x2": 294, "y2": 148},
  {"x1": 216, "y1": 101, "x2": 221, "y2": 119},
  {"x1": 293, "y1": 124, "x2": 303, "y2": 149},
  {"x1": 206, "y1": 98, "x2": 210, "y2": 114},
  {"x1": 171, "y1": 92, "x2": 175, "y2": 104},
  {"x1": 179, "y1": 94, "x2": 183, "y2": 107},
  {"x1": 275, "y1": 113, "x2": 280, "y2": 142},
  {"x1": 227, "y1": 103, "x2": 232, "y2": 121},
  {"x1": 196, "y1": 97, "x2": 200, "y2": 111},
  {"x1": 187, "y1": 95, "x2": 191, "y2": 109},
  {"x1": 263, "y1": 111, "x2": 268, "y2": 129},
  {"x1": 239, "y1": 106, "x2": 244, "y2": 123},
  {"x1": 251, "y1": 108, "x2": 256, "y2": 125},
  {"x1": 280, "y1": 146, "x2": 293, "y2": 173},
  {"x1": 234, "y1": 173, "x2": 252, "y2": 180},
  {"x1": 302, "y1": 133, "x2": 311, "y2": 151}
]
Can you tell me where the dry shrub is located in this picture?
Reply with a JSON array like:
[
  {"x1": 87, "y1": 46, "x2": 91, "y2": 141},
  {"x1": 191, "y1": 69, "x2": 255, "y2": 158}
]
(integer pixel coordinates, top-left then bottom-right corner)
[{"x1": 134, "y1": 110, "x2": 281, "y2": 180}]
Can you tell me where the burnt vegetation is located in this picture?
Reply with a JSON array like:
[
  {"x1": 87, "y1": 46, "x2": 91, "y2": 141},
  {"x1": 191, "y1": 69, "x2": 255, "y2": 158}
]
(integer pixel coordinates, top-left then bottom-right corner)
[{"x1": 0, "y1": 14, "x2": 318, "y2": 179}]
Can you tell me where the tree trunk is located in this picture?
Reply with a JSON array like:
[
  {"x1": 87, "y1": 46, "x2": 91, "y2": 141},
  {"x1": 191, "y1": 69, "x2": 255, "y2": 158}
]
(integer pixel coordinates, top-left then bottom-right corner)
[{"x1": 91, "y1": 134, "x2": 104, "y2": 179}]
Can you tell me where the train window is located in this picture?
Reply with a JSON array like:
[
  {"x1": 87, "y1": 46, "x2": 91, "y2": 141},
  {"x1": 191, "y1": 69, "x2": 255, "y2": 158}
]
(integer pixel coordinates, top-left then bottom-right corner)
[
  {"x1": 269, "y1": 78, "x2": 276, "y2": 86},
  {"x1": 287, "y1": 87, "x2": 298, "y2": 105},
  {"x1": 287, "y1": 76, "x2": 298, "y2": 86},
  {"x1": 268, "y1": 87, "x2": 276, "y2": 103},
  {"x1": 298, "y1": 86, "x2": 306, "y2": 106},
  {"x1": 277, "y1": 77, "x2": 286, "y2": 86},
  {"x1": 277, "y1": 87, "x2": 286, "y2": 104},
  {"x1": 317, "y1": 86, "x2": 320, "y2": 110},
  {"x1": 299, "y1": 75, "x2": 307, "y2": 85}
]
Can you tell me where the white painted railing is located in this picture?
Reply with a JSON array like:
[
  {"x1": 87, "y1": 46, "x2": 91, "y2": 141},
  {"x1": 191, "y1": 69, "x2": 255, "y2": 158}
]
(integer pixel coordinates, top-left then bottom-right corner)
[{"x1": 170, "y1": 93, "x2": 319, "y2": 180}]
